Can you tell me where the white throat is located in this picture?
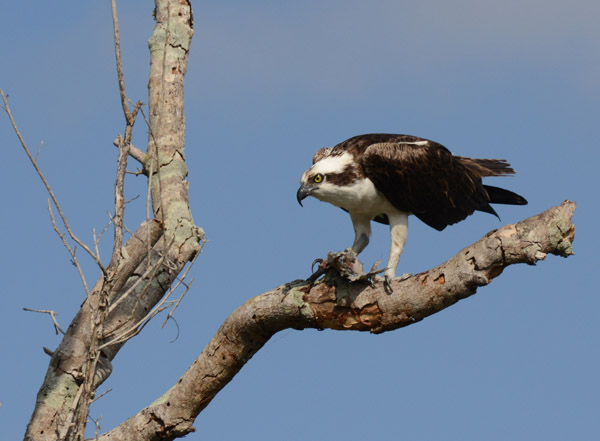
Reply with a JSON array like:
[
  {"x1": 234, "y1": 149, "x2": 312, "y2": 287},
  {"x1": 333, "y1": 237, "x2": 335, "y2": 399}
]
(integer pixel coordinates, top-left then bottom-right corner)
[{"x1": 316, "y1": 177, "x2": 398, "y2": 218}]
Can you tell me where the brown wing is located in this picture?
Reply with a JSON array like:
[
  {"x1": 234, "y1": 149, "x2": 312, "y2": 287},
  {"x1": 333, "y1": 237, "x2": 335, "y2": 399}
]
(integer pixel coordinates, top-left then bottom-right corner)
[
  {"x1": 362, "y1": 141, "x2": 495, "y2": 231},
  {"x1": 330, "y1": 133, "x2": 432, "y2": 157}
]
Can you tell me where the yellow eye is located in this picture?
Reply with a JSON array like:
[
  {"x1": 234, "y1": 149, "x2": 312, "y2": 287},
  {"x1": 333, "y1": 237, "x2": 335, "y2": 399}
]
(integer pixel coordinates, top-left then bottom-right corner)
[{"x1": 313, "y1": 174, "x2": 323, "y2": 183}]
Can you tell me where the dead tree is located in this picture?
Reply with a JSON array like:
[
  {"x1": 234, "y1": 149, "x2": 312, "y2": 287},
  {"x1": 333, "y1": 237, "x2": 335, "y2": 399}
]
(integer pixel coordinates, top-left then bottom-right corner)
[{"x1": 0, "y1": 1, "x2": 575, "y2": 440}]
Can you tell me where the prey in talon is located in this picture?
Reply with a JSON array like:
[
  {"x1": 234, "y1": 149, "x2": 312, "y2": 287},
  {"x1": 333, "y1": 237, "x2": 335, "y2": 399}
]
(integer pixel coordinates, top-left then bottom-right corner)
[{"x1": 297, "y1": 133, "x2": 528, "y2": 292}]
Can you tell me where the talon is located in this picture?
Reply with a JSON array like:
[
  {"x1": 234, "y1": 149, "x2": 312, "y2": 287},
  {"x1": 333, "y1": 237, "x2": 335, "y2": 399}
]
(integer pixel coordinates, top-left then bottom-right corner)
[
  {"x1": 311, "y1": 258, "x2": 324, "y2": 273},
  {"x1": 384, "y1": 275, "x2": 394, "y2": 294},
  {"x1": 308, "y1": 257, "x2": 329, "y2": 282}
]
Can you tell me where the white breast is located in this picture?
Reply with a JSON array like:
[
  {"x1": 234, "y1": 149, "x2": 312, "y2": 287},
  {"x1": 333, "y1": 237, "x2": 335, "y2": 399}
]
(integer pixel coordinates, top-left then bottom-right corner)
[{"x1": 315, "y1": 177, "x2": 401, "y2": 217}]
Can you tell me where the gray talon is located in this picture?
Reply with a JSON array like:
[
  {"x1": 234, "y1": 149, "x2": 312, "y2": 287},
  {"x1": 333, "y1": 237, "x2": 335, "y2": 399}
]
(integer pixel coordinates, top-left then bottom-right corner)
[{"x1": 384, "y1": 275, "x2": 394, "y2": 294}]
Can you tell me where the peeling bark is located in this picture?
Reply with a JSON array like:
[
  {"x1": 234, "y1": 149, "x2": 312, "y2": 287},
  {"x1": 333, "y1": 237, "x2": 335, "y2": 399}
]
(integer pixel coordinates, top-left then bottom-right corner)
[
  {"x1": 98, "y1": 201, "x2": 575, "y2": 441},
  {"x1": 24, "y1": 221, "x2": 164, "y2": 441},
  {"x1": 23, "y1": 1, "x2": 200, "y2": 439}
]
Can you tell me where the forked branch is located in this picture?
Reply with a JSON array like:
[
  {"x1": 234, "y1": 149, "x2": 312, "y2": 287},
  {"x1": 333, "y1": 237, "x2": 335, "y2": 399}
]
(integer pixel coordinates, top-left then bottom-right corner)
[{"x1": 23, "y1": 308, "x2": 66, "y2": 335}]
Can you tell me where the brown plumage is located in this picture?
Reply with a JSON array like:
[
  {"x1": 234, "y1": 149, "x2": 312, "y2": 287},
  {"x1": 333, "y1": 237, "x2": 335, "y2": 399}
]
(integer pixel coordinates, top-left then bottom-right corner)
[
  {"x1": 326, "y1": 134, "x2": 527, "y2": 231},
  {"x1": 297, "y1": 133, "x2": 528, "y2": 284}
]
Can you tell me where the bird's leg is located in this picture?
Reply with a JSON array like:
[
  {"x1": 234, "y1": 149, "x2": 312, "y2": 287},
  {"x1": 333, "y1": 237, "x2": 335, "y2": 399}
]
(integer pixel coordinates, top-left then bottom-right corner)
[
  {"x1": 352, "y1": 234, "x2": 369, "y2": 255},
  {"x1": 384, "y1": 212, "x2": 409, "y2": 292},
  {"x1": 308, "y1": 214, "x2": 371, "y2": 282},
  {"x1": 350, "y1": 213, "x2": 372, "y2": 254}
]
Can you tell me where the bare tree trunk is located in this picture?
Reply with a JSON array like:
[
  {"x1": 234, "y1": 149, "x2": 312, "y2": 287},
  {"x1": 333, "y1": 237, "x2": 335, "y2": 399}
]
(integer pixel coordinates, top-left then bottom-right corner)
[{"x1": 23, "y1": 1, "x2": 199, "y2": 440}]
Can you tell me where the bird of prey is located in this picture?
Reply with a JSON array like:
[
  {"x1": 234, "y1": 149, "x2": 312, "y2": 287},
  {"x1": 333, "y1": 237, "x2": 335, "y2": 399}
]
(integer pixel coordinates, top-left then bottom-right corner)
[{"x1": 297, "y1": 133, "x2": 527, "y2": 287}]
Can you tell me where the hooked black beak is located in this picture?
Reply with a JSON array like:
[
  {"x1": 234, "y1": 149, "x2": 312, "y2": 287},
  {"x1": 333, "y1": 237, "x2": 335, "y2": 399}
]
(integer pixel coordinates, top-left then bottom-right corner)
[{"x1": 296, "y1": 184, "x2": 312, "y2": 207}]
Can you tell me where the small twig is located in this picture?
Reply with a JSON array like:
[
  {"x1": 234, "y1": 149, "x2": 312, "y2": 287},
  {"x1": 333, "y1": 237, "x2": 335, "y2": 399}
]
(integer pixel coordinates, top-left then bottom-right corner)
[
  {"x1": 110, "y1": 134, "x2": 130, "y2": 270},
  {"x1": 109, "y1": 0, "x2": 145, "y2": 274},
  {"x1": 110, "y1": 0, "x2": 132, "y2": 125},
  {"x1": 48, "y1": 200, "x2": 90, "y2": 296},
  {"x1": 122, "y1": 223, "x2": 135, "y2": 238},
  {"x1": 35, "y1": 140, "x2": 44, "y2": 161},
  {"x1": 113, "y1": 136, "x2": 145, "y2": 164},
  {"x1": 100, "y1": 239, "x2": 199, "y2": 350},
  {"x1": 92, "y1": 216, "x2": 114, "y2": 264},
  {"x1": 88, "y1": 413, "x2": 103, "y2": 440},
  {"x1": 125, "y1": 169, "x2": 144, "y2": 176},
  {"x1": 98, "y1": 217, "x2": 112, "y2": 248},
  {"x1": 91, "y1": 388, "x2": 112, "y2": 404},
  {"x1": 1, "y1": 89, "x2": 106, "y2": 274},
  {"x1": 103, "y1": 244, "x2": 200, "y2": 348},
  {"x1": 101, "y1": 248, "x2": 174, "y2": 342},
  {"x1": 23, "y1": 307, "x2": 66, "y2": 335},
  {"x1": 166, "y1": 316, "x2": 180, "y2": 343},
  {"x1": 109, "y1": 103, "x2": 143, "y2": 267},
  {"x1": 92, "y1": 228, "x2": 102, "y2": 263},
  {"x1": 161, "y1": 281, "x2": 191, "y2": 330},
  {"x1": 125, "y1": 194, "x2": 140, "y2": 204},
  {"x1": 140, "y1": 107, "x2": 166, "y2": 263},
  {"x1": 109, "y1": 114, "x2": 143, "y2": 275},
  {"x1": 161, "y1": 250, "x2": 200, "y2": 328},
  {"x1": 99, "y1": 301, "x2": 175, "y2": 350}
]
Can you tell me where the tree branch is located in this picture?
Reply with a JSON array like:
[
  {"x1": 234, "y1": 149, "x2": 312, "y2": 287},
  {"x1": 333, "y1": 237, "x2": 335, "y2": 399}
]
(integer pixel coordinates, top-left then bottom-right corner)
[
  {"x1": 109, "y1": 0, "x2": 144, "y2": 271},
  {"x1": 98, "y1": 201, "x2": 576, "y2": 440},
  {"x1": 23, "y1": 308, "x2": 66, "y2": 335},
  {"x1": 23, "y1": 220, "x2": 163, "y2": 441},
  {"x1": 110, "y1": 0, "x2": 133, "y2": 125},
  {"x1": 1, "y1": 89, "x2": 105, "y2": 273},
  {"x1": 113, "y1": 136, "x2": 146, "y2": 165}
]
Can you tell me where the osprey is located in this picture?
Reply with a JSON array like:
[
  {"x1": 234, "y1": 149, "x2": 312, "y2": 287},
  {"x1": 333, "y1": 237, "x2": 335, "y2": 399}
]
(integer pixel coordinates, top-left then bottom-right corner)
[{"x1": 297, "y1": 133, "x2": 527, "y2": 286}]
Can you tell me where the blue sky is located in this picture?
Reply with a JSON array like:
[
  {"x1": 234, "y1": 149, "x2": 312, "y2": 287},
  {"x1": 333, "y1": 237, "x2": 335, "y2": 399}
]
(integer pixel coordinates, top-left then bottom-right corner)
[{"x1": 1, "y1": 1, "x2": 598, "y2": 439}]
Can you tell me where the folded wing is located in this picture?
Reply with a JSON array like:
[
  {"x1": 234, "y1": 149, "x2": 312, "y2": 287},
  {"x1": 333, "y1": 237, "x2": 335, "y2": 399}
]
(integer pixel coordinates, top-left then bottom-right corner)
[{"x1": 362, "y1": 141, "x2": 512, "y2": 231}]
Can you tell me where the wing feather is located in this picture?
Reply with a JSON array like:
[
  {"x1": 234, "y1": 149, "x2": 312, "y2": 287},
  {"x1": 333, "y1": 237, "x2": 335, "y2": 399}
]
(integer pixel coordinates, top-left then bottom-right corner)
[
  {"x1": 362, "y1": 141, "x2": 492, "y2": 231},
  {"x1": 457, "y1": 156, "x2": 516, "y2": 177}
]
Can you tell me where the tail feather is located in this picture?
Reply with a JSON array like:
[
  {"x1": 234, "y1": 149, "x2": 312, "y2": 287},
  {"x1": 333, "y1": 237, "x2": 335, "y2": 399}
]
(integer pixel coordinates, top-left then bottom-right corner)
[
  {"x1": 478, "y1": 202, "x2": 500, "y2": 220},
  {"x1": 484, "y1": 185, "x2": 528, "y2": 205},
  {"x1": 458, "y1": 157, "x2": 516, "y2": 177}
]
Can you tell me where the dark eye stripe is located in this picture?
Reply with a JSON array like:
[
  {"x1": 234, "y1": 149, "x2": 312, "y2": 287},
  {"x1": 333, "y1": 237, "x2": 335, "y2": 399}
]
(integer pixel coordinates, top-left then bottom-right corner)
[{"x1": 323, "y1": 166, "x2": 359, "y2": 186}]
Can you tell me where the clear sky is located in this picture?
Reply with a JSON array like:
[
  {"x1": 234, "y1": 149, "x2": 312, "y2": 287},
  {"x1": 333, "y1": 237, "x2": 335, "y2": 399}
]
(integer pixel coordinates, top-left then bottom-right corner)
[{"x1": 1, "y1": 1, "x2": 598, "y2": 440}]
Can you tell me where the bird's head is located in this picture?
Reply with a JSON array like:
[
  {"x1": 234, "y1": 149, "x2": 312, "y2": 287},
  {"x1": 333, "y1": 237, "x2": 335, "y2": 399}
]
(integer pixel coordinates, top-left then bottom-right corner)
[{"x1": 297, "y1": 152, "x2": 359, "y2": 206}]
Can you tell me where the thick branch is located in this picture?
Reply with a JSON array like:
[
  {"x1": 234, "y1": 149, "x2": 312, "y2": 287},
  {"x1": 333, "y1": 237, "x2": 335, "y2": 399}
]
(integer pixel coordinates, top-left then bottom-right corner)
[
  {"x1": 98, "y1": 201, "x2": 576, "y2": 440},
  {"x1": 146, "y1": 0, "x2": 200, "y2": 264},
  {"x1": 24, "y1": 220, "x2": 163, "y2": 441},
  {"x1": 113, "y1": 137, "x2": 146, "y2": 164}
]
